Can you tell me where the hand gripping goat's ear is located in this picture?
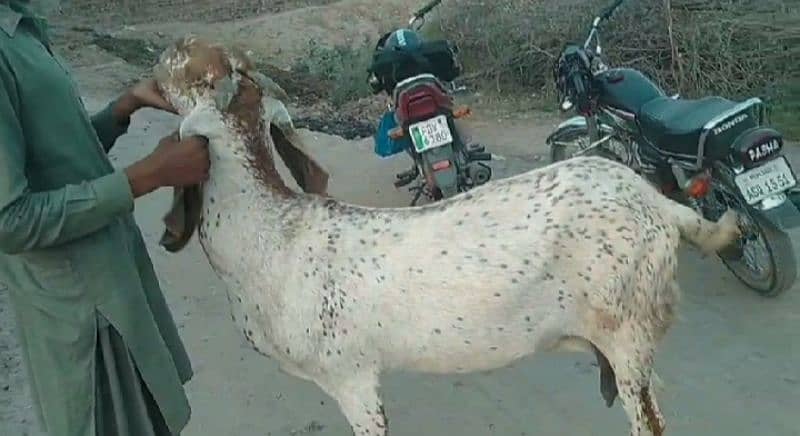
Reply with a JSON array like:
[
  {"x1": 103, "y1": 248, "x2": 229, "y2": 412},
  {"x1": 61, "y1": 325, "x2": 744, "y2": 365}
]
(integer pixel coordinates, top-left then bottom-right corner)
[{"x1": 160, "y1": 103, "x2": 222, "y2": 254}]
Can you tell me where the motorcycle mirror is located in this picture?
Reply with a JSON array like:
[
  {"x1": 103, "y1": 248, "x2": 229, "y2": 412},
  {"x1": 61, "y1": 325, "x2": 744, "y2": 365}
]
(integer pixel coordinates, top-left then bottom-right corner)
[
  {"x1": 368, "y1": 74, "x2": 383, "y2": 94},
  {"x1": 413, "y1": 0, "x2": 443, "y2": 19}
]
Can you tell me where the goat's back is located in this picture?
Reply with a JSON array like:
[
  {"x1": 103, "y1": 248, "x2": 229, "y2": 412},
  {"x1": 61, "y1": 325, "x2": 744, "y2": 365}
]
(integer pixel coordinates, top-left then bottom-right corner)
[{"x1": 281, "y1": 157, "x2": 684, "y2": 373}]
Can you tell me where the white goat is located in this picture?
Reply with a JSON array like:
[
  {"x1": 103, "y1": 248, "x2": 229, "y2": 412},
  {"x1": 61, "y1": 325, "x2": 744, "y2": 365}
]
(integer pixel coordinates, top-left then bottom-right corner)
[{"x1": 153, "y1": 37, "x2": 740, "y2": 436}]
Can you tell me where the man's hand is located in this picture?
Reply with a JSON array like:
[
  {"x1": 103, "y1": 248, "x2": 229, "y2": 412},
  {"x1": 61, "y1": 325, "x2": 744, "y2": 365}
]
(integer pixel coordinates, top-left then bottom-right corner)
[
  {"x1": 125, "y1": 132, "x2": 210, "y2": 198},
  {"x1": 113, "y1": 78, "x2": 177, "y2": 122}
]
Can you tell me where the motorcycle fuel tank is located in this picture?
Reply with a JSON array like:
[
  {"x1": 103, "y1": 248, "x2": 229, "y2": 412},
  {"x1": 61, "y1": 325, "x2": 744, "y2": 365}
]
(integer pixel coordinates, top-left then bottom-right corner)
[{"x1": 595, "y1": 68, "x2": 666, "y2": 115}]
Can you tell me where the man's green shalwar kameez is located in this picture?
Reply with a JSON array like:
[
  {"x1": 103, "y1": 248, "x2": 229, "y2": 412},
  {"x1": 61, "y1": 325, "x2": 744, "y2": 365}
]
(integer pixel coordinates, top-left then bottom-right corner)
[{"x1": 0, "y1": 2, "x2": 193, "y2": 435}]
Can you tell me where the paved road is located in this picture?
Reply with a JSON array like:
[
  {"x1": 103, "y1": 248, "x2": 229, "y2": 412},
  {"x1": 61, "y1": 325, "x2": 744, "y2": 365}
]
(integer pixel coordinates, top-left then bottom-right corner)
[{"x1": 2, "y1": 95, "x2": 799, "y2": 436}]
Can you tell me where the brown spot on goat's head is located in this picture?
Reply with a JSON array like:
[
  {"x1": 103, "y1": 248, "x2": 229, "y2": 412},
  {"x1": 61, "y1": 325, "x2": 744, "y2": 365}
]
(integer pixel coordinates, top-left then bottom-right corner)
[
  {"x1": 155, "y1": 36, "x2": 329, "y2": 253},
  {"x1": 154, "y1": 37, "x2": 227, "y2": 112}
]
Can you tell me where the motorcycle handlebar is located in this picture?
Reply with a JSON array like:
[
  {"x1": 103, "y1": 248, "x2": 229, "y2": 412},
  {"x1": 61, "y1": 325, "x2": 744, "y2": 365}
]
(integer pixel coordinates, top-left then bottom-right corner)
[
  {"x1": 414, "y1": 0, "x2": 443, "y2": 18},
  {"x1": 600, "y1": 0, "x2": 624, "y2": 20}
]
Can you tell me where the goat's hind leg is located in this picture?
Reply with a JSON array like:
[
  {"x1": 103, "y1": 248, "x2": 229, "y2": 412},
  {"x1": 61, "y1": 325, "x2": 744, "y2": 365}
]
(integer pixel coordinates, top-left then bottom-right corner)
[
  {"x1": 319, "y1": 372, "x2": 388, "y2": 436},
  {"x1": 602, "y1": 340, "x2": 666, "y2": 436}
]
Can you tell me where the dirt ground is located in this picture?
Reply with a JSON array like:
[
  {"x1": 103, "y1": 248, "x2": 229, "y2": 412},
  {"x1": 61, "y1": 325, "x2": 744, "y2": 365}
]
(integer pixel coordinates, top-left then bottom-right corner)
[{"x1": 2, "y1": 1, "x2": 800, "y2": 435}]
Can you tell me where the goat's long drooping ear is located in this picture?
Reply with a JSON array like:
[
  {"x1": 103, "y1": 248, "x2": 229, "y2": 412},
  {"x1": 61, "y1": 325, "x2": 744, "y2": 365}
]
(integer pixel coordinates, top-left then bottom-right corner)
[
  {"x1": 212, "y1": 75, "x2": 239, "y2": 111},
  {"x1": 248, "y1": 71, "x2": 289, "y2": 101},
  {"x1": 160, "y1": 103, "x2": 229, "y2": 253},
  {"x1": 160, "y1": 185, "x2": 203, "y2": 253},
  {"x1": 261, "y1": 94, "x2": 293, "y2": 131},
  {"x1": 260, "y1": 95, "x2": 329, "y2": 194}
]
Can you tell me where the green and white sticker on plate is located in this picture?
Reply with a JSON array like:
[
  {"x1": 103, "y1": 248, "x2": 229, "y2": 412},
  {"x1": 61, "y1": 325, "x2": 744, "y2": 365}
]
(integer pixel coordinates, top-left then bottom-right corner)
[{"x1": 409, "y1": 115, "x2": 454, "y2": 153}]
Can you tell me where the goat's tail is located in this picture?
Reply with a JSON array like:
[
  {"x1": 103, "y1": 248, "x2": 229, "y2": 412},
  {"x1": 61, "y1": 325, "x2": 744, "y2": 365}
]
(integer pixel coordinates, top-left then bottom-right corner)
[{"x1": 663, "y1": 198, "x2": 741, "y2": 255}]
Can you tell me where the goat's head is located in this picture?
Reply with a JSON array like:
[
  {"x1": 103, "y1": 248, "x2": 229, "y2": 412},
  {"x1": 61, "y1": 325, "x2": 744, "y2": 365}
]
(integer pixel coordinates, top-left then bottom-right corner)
[
  {"x1": 152, "y1": 36, "x2": 285, "y2": 149},
  {"x1": 154, "y1": 36, "x2": 330, "y2": 253},
  {"x1": 153, "y1": 36, "x2": 236, "y2": 115}
]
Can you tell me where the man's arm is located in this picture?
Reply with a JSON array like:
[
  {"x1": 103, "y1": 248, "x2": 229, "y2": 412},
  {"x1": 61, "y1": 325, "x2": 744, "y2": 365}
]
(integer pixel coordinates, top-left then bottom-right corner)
[
  {"x1": 90, "y1": 95, "x2": 132, "y2": 153},
  {"x1": 91, "y1": 78, "x2": 178, "y2": 153},
  {"x1": 0, "y1": 59, "x2": 135, "y2": 255}
]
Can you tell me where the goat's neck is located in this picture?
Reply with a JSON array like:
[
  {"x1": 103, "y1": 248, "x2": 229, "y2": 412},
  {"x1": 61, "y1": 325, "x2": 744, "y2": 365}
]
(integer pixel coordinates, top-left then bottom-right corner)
[
  {"x1": 198, "y1": 131, "x2": 300, "y2": 282},
  {"x1": 198, "y1": 133, "x2": 297, "y2": 336},
  {"x1": 204, "y1": 117, "x2": 293, "y2": 201}
]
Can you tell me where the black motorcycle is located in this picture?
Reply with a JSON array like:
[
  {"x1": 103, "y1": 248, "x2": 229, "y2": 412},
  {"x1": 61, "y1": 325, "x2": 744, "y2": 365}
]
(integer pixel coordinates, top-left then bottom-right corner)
[
  {"x1": 367, "y1": 0, "x2": 493, "y2": 206},
  {"x1": 546, "y1": 0, "x2": 800, "y2": 296}
]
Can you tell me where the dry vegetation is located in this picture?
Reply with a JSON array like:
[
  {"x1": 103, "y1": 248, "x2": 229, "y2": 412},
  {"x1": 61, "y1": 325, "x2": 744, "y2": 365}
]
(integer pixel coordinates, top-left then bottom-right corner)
[
  {"x1": 437, "y1": 0, "x2": 800, "y2": 136},
  {"x1": 293, "y1": 37, "x2": 376, "y2": 106},
  {"x1": 63, "y1": 0, "x2": 799, "y2": 138},
  {"x1": 58, "y1": 0, "x2": 340, "y2": 26},
  {"x1": 288, "y1": 0, "x2": 799, "y2": 136}
]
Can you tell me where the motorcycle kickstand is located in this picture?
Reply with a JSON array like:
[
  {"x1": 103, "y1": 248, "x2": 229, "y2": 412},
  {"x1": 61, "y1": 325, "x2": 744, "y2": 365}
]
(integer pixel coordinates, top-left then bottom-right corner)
[{"x1": 410, "y1": 186, "x2": 424, "y2": 206}]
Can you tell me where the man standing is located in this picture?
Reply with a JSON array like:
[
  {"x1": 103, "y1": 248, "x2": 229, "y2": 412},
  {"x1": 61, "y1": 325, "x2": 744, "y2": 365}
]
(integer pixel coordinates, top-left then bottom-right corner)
[{"x1": 1, "y1": 1, "x2": 208, "y2": 434}]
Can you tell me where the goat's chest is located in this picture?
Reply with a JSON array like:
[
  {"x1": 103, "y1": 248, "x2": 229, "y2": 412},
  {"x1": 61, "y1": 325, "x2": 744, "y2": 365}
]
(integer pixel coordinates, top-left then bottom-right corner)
[
  {"x1": 222, "y1": 281, "x2": 280, "y2": 357},
  {"x1": 197, "y1": 194, "x2": 258, "y2": 274},
  {"x1": 195, "y1": 196, "x2": 289, "y2": 354}
]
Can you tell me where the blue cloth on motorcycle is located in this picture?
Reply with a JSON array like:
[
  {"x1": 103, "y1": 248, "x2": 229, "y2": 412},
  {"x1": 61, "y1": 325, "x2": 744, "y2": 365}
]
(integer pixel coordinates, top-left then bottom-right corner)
[{"x1": 374, "y1": 110, "x2": 411, "y2": 158}]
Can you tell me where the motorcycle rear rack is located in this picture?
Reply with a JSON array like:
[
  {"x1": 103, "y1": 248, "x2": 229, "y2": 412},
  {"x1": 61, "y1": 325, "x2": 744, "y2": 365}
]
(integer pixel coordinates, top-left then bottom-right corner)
[{"x1": 392, "y1": 73, "x2": 448, "y2": 103}]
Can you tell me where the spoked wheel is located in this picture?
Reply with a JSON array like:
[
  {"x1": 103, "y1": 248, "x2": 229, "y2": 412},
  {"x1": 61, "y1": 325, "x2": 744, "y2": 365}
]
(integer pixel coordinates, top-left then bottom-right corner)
[{"x1": 703, "y1": 179, "x2": 797, "y2": 297}]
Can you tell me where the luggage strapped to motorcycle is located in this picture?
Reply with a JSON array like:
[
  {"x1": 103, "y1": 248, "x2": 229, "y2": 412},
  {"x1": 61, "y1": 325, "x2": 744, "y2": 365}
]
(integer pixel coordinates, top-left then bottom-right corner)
[{"x1": 368, "y1": 39, "x2": 461, "y2": 93}]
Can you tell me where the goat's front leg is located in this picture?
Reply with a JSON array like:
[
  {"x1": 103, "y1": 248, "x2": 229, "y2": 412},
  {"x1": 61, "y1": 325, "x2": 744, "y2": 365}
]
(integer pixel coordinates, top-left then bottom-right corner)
[{"x1": 320, "y1": 372, "x2": 388, "y2": 436}]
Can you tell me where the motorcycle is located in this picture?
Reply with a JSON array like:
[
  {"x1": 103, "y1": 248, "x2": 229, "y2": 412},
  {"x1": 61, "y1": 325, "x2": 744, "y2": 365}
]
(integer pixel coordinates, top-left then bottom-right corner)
[
  {"x1": 546, "y1": 0, "x2": 800, "y2": 296},
  {"x1": 367, "y1": 0, "x2": 493, "y2": 206}
]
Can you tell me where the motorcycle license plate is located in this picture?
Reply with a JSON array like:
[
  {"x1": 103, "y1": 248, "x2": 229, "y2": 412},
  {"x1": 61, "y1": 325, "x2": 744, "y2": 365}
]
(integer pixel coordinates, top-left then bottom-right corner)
[
  {"x1": 409, "y1": 115, "x2": 453, "y2": 153},
  {"x1": 734, "y1": 156, "x2": 797, "y2": 205}
]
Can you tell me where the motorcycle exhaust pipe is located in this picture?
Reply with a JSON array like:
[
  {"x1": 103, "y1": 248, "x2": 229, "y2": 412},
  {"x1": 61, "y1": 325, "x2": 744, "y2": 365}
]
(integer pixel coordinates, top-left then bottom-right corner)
[{"x1": 468, "y1": 163, "x2": 492, "y2": 186}]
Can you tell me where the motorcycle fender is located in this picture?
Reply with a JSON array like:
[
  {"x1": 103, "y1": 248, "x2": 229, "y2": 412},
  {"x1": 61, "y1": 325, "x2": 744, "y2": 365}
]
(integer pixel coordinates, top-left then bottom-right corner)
[
  {"x1": 545, "y1": 116, "x2": 614, "y2": 145},
  {"x1": 422, "y1": 145, "x2": 459, "y2": 197},
  {"x1": 752, "y1": 196, "x2": 800, "y2": 231}
]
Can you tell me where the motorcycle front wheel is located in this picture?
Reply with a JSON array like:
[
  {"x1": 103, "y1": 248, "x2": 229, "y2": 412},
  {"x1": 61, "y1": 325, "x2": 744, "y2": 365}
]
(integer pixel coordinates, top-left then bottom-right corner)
[{"x1": 706, "y1": 179, "x2": 797, "y2": 297}]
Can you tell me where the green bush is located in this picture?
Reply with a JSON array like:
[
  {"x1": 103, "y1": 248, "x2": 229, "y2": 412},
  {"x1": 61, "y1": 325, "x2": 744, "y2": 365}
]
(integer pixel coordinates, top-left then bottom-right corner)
[{"x1": 294, "y1": 38, "x2": 376, "y2": 107}]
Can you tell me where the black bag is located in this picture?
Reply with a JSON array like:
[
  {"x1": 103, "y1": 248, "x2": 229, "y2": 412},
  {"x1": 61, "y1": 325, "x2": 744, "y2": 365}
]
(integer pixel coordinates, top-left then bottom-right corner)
[{"x1": 368, "y1": 39, "x2": 461, "y2": 93}]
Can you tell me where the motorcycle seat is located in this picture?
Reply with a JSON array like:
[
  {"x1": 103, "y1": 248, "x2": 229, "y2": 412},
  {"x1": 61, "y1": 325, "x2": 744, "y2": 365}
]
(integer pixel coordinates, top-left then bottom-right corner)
[{"x1": 637, "y1": 96, "x2": 741, "y2": 157}]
